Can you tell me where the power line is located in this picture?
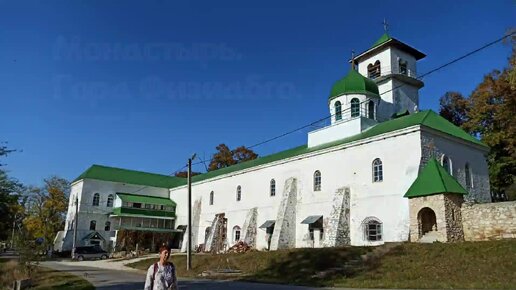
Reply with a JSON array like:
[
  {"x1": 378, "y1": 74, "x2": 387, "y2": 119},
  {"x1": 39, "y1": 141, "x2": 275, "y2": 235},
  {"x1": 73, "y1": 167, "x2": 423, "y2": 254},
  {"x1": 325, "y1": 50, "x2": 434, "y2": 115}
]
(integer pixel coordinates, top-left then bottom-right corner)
[{"x1": 127, "y1": 31, "x2": 514, "y2": 194}]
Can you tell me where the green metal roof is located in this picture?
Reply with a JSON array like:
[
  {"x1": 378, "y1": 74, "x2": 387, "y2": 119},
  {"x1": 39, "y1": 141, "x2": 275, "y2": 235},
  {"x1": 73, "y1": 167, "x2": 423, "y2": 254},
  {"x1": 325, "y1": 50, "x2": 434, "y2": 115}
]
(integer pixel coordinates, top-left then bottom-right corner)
[
  {"x1": 371, "y1": 33, "x2": 392, "y2": 48},
  {"x1": 404, "y1": 158, "x2": 468, "y2": 198},
  {"x1": 74, "y1": 110, "x2": 486, "y2": 190},
  {"x1": 73, "y1": 164, "x2": 184, "y2": 189},
  {"x1": 329, "y1": 69, "x2": 380, "y2": 101},
  {"x1": 118, "y1": 226, "x2": 181, "y2": 233},
  {"x1": 112, "y1": 207, "x2": 176, "y2": 218},
  {"x1": 184, "y1": 110, "x2": 486, "y2": 187},
  {"x1": 116, "y1": 192, "x2": 176, "y2": 206}
]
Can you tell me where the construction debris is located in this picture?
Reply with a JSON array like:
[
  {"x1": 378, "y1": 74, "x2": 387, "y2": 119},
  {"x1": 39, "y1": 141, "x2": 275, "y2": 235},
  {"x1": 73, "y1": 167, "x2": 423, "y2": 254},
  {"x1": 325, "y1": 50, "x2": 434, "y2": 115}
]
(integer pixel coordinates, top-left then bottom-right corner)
[{"x1": 226, "y1": 241, "x2": 252, "y2": 253}]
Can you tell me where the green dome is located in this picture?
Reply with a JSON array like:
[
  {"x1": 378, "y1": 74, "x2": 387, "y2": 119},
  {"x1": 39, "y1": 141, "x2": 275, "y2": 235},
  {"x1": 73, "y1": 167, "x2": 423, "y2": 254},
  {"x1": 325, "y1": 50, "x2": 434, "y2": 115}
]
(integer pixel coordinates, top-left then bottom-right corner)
[{"x1": 329, "y1": 69, "x2": 380, "y2": 101}]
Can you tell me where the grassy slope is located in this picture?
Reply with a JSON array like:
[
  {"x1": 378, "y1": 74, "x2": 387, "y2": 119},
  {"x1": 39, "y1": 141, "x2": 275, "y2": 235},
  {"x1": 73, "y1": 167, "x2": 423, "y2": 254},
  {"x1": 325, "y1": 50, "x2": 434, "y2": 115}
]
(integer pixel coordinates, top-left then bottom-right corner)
[
  {"x1": 0, "y1": 260, "x2": 94, "y2": 290},
  {"x1": 128, "y1": 240, "x2": 516, "y2": 289}
]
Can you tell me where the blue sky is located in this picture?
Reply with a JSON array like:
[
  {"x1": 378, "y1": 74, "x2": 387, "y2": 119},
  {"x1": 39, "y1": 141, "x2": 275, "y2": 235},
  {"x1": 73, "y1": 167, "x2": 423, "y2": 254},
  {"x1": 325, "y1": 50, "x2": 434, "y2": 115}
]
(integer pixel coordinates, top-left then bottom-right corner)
[{"x1": 0, "y1": 0, "x2": 514, "y2": 186}]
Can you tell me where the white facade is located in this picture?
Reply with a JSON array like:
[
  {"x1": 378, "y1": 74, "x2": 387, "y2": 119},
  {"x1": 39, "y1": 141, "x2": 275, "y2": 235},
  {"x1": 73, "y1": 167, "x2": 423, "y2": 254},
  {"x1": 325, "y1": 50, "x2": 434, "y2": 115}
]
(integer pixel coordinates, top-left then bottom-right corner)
[{"x1": 56, "y1": 34, "x2": 492, "y2": 253}]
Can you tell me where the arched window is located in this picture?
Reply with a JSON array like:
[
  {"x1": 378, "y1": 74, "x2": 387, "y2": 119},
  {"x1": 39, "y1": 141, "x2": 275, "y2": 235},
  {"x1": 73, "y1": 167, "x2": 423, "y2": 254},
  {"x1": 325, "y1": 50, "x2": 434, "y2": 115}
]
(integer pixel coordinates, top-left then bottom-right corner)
[
  {"x1": 92, "y1": 193, "x2": 100, "y2": 206},
  {"x1": 104, "y1": 221, "x2": 111, "y2": 231},
  {"x1": 351, "y1": 98, "x2": 360, "y2": 118},
  {"x1": 362, "y1": 217, "x2": 382, "y2": 241},
  {"x1": 233, "y1": 225, "x2": 241, "y2": 242},
  {"x1": 236, "y1": 186, "x2": 242, "y2": 201},
  {"x1": 209, "y1": 191, "x2": 214, "y2": 205},
  {"x1": 89, "y1": 220, "x2": 96, "y2": 231},
  {"x1": 313, "y1": 170, "x2": 321, "y2": 191},
  {"x1": 399, "y1": 58, "x2": 408, "y2": 75},
  {"x1": 372, "y1": 158, "x2": 383, "y2": 182},
  {"x1": 368, "y1": 100, "x2": 375, "y2": 119},
  {"x1": 106, "y1": 194, "x2": 114, "y2": 207},
  {"x1": 335, "y1": 101, "x2": 342, "y2": 121},
  {"x1": 270, "y1": 179, "x2": 276, "y2": 197},
  {"x1": 465, "y1": 163, "x2": 473, "y2": 188},
  {"x1": 441, "y1": 155, "x2": 452, "y2": 175},
  {"x1": 367, "y1": 60, "x2": 381, "y2": 79}
]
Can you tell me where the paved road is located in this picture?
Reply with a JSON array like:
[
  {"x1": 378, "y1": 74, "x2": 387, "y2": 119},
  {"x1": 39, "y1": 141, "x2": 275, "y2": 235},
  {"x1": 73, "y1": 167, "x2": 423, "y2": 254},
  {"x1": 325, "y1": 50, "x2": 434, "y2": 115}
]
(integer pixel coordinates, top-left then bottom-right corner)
[{"x1": 40, "y1": 261, "x2": 336, "y2": 289}]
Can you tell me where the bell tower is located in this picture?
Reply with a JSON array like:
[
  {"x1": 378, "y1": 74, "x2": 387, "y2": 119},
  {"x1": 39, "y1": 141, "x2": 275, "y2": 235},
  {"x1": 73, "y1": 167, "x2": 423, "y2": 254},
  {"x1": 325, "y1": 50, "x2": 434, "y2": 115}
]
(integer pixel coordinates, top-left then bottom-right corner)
[{"x1": 353, "y1": 29, "x2": 426, "y2": 121}]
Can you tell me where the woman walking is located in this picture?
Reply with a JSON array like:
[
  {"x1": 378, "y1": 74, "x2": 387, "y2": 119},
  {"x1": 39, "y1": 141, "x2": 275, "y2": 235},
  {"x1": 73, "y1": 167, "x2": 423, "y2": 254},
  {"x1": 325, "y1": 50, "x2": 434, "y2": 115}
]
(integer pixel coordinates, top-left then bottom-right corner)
[{"x1": 144, "y1": 245, "x2": 178, "y2": 290}]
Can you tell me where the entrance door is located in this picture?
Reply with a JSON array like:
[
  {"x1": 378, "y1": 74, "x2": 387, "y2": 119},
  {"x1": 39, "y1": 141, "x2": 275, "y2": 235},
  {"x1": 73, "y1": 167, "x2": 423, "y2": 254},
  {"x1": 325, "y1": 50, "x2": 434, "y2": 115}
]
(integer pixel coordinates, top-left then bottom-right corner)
[{"x1": 418, "y1": 207, "x2": 437, "y2": 235}]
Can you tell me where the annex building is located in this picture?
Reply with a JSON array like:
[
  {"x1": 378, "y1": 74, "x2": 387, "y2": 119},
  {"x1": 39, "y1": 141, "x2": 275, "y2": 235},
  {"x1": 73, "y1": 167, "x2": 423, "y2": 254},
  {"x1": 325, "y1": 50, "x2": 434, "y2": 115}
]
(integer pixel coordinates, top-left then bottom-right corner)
[{"x1": 54, "y1": 33, "x2": 497, "y2": 253}]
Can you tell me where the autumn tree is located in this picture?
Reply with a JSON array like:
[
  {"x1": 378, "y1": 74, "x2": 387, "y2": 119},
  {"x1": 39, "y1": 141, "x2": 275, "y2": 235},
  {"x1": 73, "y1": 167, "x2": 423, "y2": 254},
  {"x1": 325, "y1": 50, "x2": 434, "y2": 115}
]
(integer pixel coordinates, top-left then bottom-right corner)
[
  {"x1": 208, "y1": 144, "x2": 258, "y2": 171},
  {"x1": 438, "y1": 92, "x2": 470, "y2": 127},
  {"x1": 23, "y1": 176, "x2": 70, "y2": 249},
  {"x1": 438, "y1": 42, "x2": 516, "y2": 200}
]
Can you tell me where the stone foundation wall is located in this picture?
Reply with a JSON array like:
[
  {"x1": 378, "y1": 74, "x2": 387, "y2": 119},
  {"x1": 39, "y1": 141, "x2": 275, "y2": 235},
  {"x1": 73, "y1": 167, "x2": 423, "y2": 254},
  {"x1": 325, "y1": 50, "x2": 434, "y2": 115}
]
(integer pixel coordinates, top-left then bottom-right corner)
[
  {"x1": 462, "y1": 201, "x2": 516, "y2": 241},
  {"x1": 443, "y1": 194, "x2": 464, "y2": 242}
]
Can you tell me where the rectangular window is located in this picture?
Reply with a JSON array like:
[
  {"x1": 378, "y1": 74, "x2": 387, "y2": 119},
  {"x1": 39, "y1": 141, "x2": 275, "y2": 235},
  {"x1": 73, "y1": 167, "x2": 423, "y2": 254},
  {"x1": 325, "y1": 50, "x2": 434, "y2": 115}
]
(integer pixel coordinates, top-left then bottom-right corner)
[
  {"x1": 235, "y1": 230, "x2": 240, "y2": 241},
  {"x1": 145, "y1": 204, "x2": 152, "y2": 209},
  {"x1": 366, "y1": 223, "x2": 382, "y2": 241},
  {"x1": 132, "y1": 203, "x2": 142, "y2": 208}
]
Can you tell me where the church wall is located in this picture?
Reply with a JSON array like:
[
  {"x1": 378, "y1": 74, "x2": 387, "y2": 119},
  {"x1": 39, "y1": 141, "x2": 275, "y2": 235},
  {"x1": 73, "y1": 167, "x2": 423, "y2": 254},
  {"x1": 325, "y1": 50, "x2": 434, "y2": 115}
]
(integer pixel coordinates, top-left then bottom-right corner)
[
  {"x1": 171, "y1": 129, "x2": 422, "y2": 249},
  {"x1": 420, "y1": 130, "x2": 491, "y2": 202}
]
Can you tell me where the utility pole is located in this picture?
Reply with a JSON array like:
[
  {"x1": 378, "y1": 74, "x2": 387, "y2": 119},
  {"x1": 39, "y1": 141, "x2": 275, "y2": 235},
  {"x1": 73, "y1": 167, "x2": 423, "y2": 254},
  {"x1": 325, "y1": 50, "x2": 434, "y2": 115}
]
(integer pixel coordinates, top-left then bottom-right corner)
[
  {"x1": 71, "y1": 196, "x2": 78, "y2": 259},
  {"x1": 11, "y1": 214, "x2": 16, "y2": 248},
  {"x1": 187, "y1": 154, "x2": 196, "y2": 271}
]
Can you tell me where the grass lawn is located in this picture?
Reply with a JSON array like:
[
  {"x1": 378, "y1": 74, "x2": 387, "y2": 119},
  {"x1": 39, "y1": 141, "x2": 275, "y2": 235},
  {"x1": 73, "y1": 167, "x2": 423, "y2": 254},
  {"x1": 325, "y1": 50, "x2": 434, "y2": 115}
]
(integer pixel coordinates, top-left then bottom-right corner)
[
  {"x1": 0, "y1": 259, "x2": 93, "y2": 290},
  {"x1": 127, "y1": 240, "x2": 516, "y2": 289}
]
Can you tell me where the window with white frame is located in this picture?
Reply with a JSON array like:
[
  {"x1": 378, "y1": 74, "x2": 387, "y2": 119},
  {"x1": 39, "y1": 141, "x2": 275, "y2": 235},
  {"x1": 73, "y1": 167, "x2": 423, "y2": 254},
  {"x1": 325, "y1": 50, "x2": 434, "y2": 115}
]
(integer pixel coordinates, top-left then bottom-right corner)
[
  {"x1": 89, "y1": 220, "x2": 96, "y2": 231},
  {"x1": 270, "y1": 179, "x2": 276, "y2": 196},
  {"x1": 335, "y1": 101, "x2": 342, "y2": 121},
  {"x1": 233, "y1": 226, "x2": 241, "y2": 242},
  {"x1": 363, "y1": 217, "x2": 382, "y2": 241},
  {"x1": 441, "y1": 155, "x2": 452, "y2": 175},
  {"x1": 209, "y1": 191, "x2": 214, "y2": 205},
  {"x1": 465, "y1": 163, "x2": 473, "y2": 188},
  {"x1": 313, "y1": 170, "x2": 321, "y2": 191},
  {"x1": 372, "y1": 158, "x2": 383, "y2": 182},
  {"x1": 236, "y1": 185, "x2": 241, "y2": 201},
  {"x1": 106, "y1": 194, "x2": 114, "y2": 207},
  {"x1": 92, "y1": 193, "x2": 100, "y2": 206},
  {"x1": 350, "y1": 98, "x2": 360, "y2": 118}
]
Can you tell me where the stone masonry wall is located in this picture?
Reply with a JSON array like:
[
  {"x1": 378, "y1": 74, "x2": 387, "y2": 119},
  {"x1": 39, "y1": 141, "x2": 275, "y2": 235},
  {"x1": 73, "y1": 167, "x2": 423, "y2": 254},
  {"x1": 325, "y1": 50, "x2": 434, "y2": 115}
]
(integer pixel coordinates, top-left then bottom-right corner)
[
  {"x1": 270, "y1": 177, "x2": 297, "y2": 250},
  {"x1": 443, "y1": 194, "x2": 464, "y2": 242},
  {"x1": 242, "y1": 207, "x2": 258, "y2": 248},
  {"x1": 323, "y1": 187, "x2": 350, "y2": 247},
  {"x1": 409, "y1": 194, "x2": 447, "y2": 242},
  {"x1": 462, "y1": 201, "x2": 516, "y2": 241}
]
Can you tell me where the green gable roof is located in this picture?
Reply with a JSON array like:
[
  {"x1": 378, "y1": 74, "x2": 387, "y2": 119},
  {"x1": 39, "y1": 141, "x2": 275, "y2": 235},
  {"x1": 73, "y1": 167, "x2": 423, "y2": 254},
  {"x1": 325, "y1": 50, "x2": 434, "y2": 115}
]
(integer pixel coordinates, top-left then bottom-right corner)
[
  {"x1": 329, "y1": 69, "x2": 380, "y2": 101},
  {"x1": 73, "y1": 165, "x2": 184, "y2": 189},
  {"x1": 371, "y1": 33, "x2": 392, "y2": 48},
  {"x1": 185, "y1": 110, "x2": 486, "y2": 187},
  {"x1": 75, "y1": 111, "x2": 486, "y2": 190},
  {"x1": 116, "y1": 192, "x2": 176, "y2": 206},
  {"x1": 404, "y1": 158, "x2": 468, "y2": 198}
]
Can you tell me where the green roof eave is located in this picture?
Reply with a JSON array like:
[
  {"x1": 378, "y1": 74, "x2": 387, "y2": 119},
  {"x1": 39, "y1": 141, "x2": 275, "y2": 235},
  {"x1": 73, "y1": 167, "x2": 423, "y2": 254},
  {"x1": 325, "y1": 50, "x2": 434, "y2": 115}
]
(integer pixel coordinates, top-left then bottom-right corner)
[
  {"x1": 73, "y1": 165, "x2": 184, "y2": 189},
  {"x1": 112, "y1": 207, "x2": 176, "y2": 218},
  {"x1": 179, "y1": 110, "x2": 487, "y2": 188},
  {"x1": 404, "y1": 158, "x2": 468, "y2": 198},
  {"x1": 116, "y1": 192, "x2": 176, "y2": 206}
]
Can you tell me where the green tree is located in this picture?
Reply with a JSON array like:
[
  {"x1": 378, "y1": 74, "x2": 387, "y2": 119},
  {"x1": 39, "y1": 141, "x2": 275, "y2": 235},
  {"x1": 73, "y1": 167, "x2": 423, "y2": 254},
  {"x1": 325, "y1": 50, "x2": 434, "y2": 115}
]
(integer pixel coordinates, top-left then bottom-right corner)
[
  {"x1": 0, "y1": 143, "x2": 23, "y2": 241},
  {"x1": 208, "y1": 144, "x2": 258, "y2": 171}
]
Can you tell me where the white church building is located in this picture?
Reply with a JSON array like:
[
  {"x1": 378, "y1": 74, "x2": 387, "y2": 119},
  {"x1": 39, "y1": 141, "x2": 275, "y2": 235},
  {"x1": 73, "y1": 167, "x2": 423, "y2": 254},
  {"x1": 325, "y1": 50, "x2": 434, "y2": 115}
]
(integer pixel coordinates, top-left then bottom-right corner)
[{"x1": 55, "y1": 33, "x2": 491, "y2": 253}]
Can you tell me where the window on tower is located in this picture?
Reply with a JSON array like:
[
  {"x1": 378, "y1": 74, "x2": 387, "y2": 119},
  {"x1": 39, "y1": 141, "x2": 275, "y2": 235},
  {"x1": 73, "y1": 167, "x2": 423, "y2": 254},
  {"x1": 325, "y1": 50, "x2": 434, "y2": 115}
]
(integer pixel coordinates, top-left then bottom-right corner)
[
  {"x1": 367, "y1": 60, "x2": 381, "y2": 79},
  {"x1": 351, "y1": 98, "x2": 360, "y2": 117},
  {"x1": 335, "y1": 101, "x2": 342, "y2": 121},
  {"x1": 368, "y1": 100, "x2": 375, "y2": 119},
  {"x1": 399, "y1": 59, "x2": 408, "y2": 75}
]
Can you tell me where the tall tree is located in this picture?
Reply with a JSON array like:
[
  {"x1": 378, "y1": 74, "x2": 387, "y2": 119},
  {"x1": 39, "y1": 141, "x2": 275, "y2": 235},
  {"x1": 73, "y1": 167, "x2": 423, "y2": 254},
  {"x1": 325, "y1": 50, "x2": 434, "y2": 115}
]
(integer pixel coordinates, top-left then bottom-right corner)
[
  {"x1": 208, "y1": 144, "x2": 258, "y2": 171},
  {"x1": 438, "y1": 92, "x2": 470, "y2": 127},
  {"x1": 438, "y1": 44, "x2": 516, "y2": 200},
  {"x1": 464, "y1": 46, "x2": 516, "y2": 200},
  {"x1": 23, "y1": 176, "x2": 69, "y2": 249},
  {"x1": 0, "y1": 143, "x2": 23, "y2": 240}
]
